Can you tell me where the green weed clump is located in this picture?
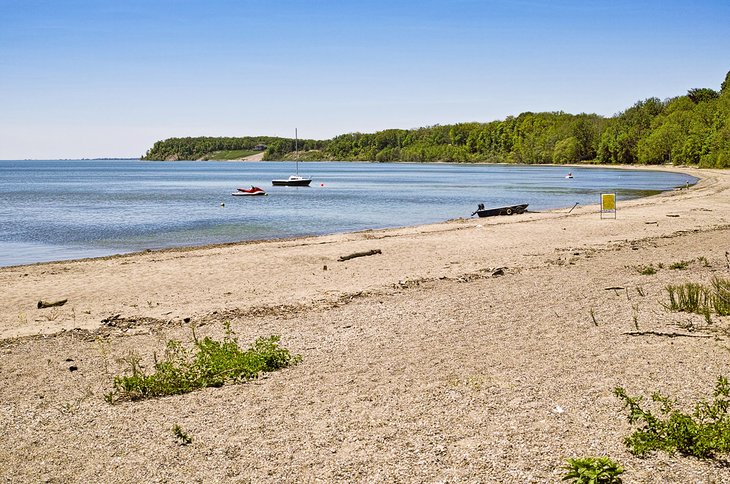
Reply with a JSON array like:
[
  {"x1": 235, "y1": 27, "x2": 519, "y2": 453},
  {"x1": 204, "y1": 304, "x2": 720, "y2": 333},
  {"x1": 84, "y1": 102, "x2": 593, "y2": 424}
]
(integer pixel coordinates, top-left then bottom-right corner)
[
  {"x1": 106, "y1": 323, "x2": 301, "y2": 402},
  {"x1": 665, "y1": 277, "x2": 730, "y2": 317},
  {"x1": 562, "y1": 456, "x2": 624, "y2": 483},
  {"x1": 636, "y1": 264, "x2": 657, "y2": 275},
  {"x1": 172, "y1": 424, "x2": 193, "y2": 445},
  {"x1": 614, "y1": 377, "x2": 730, "y2": 459},
  {"x1": 665, "y1": 283, "x2": 708, "y2": 313},
  {"x1": 711, "y1": 277, "x2": 730, "y2": 316},
  {"x1": 669, "y1": 260, "x2": 691, "y2": 270}
]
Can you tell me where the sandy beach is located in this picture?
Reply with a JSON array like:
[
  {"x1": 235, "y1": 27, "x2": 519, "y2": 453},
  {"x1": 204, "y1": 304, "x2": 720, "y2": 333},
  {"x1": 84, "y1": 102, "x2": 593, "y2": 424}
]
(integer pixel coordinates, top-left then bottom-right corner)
[{"x1": 1, "y1": 165, "x2": 729, "y2": 482}]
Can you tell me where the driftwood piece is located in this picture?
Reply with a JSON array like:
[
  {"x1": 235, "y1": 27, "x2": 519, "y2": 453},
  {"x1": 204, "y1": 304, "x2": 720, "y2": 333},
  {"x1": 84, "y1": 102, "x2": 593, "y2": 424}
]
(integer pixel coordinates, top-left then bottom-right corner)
[
  {"x1": 37, "y1": 298, "x2": 68, "y2": 309},
  {"x1": 338, "y1": 249, "x2": 382, "y2": 262},
  {"x1": 624, "y1": 331, "x2": 712, "y2": 339}
]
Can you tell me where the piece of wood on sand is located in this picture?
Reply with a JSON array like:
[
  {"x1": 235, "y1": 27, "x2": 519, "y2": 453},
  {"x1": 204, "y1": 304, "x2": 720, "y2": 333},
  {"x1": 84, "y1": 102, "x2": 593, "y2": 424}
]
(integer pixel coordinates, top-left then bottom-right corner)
[
  {"x1": 37, "y1": 299, "x2": 68, "y2": 309},
  {"x1": 338, "y1": 249, "x2": 382, "y2": 262}
]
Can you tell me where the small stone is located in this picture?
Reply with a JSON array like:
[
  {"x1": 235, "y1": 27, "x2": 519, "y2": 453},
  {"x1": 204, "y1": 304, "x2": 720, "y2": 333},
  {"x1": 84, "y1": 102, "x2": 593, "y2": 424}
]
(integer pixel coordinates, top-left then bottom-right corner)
[{"x1": 68, "y1": 365, "x2": 78, "y2": 372}]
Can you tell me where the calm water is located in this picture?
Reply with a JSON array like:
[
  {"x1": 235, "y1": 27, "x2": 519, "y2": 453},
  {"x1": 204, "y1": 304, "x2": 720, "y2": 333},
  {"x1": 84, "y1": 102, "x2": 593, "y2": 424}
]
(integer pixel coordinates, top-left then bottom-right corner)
[{"x1": 0, "y1": 160, "x2": 696, "y2": 267}]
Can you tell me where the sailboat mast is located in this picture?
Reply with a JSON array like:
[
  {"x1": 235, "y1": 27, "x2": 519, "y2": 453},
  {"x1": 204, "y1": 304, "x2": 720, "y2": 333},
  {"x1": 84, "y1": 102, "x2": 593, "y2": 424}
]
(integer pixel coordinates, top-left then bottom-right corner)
[{"x1": 295, "y1": 128, "x2": 299, "y2": 175}]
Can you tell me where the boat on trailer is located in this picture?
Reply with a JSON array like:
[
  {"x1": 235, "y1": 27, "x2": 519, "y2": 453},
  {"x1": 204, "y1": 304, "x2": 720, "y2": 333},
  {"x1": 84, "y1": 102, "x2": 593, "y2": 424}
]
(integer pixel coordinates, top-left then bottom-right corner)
[
  {"x1": 232, "y1": 186, "x2": 267, "y2": 196},
  {"x1": 472, "y1": 203, "x2": 529, "y2": 217}
]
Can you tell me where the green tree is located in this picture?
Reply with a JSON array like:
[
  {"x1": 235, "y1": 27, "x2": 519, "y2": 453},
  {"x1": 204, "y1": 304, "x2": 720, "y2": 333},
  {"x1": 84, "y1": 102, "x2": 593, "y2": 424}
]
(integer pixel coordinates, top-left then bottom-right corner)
[{"x1": 553, "y1": 136, "x2": 581, "y2": 163}]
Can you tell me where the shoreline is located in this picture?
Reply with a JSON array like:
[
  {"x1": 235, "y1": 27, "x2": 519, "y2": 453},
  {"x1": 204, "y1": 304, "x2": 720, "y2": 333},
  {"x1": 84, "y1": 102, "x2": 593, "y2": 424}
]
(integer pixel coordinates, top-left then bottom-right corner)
[
  {"x1": 1, "y1": 165, "x2": 729, "y2": 481},
  {"x1": 0, "y1": 163, "x2": 700, "y2": 271},
  {"x1": 0, "y1": 165, "x2": 724, "y2": 340}
]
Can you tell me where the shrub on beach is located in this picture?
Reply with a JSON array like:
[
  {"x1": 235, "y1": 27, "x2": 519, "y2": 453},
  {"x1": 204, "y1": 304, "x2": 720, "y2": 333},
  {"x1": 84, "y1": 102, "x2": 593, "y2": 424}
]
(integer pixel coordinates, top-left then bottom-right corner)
[
  {"x1": 614, "y1": 377, "x2": 730, "y2": 459},
  {"x1": 562, "y1": 456, "x2": 624, "y2": 483},
  {"x1": 106, "y1": 323, "x2": 301, "y2": 403}
]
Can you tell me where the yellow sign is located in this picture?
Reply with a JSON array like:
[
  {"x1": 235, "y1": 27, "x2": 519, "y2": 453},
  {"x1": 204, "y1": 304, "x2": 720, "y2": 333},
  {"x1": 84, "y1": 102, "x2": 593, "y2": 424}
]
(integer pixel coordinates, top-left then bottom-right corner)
[{"x1": 601, "y1": 193, "x2": 616, "y2": 219}]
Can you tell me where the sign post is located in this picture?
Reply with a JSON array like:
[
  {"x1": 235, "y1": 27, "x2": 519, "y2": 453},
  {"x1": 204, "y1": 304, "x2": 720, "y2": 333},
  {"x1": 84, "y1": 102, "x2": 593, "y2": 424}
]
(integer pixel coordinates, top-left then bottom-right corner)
[{"x1": 600, "y1": 193, "x2": 616, "y2": 219}]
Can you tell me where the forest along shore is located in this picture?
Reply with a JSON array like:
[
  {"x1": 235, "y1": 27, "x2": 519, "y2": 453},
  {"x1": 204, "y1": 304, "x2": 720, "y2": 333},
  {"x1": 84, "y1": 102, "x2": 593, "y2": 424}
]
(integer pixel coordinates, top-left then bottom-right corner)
[{"x1": 0, "y1": 166, "x2": 729, "y2": 482}]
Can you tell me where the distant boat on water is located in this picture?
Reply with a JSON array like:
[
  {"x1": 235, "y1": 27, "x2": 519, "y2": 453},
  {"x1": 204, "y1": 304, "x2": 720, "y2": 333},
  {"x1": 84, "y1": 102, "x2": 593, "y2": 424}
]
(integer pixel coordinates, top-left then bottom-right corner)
[
  {"x1": 272, "y1": 128, "x2": 312, "y2": 187},
  {"x1": 565, "y1": 172, "x2": 574, "y2": 179},
  {"x1": 232, "y1": 186, "x2": 267, "y2": 196}
]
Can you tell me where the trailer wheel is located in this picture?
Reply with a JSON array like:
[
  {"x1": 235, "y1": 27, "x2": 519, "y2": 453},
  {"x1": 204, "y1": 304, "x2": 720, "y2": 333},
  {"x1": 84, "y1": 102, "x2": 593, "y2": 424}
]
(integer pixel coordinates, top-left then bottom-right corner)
[{"x1": 506, "y1": 208, "x2": 513, "y2": 215}]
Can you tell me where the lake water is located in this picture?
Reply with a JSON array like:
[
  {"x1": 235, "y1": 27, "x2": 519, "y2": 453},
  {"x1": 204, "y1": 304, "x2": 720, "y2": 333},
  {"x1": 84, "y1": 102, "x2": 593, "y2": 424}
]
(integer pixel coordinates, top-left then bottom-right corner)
[{"x1": 0, "y1": 160, "x2": 696, "y2": 267}]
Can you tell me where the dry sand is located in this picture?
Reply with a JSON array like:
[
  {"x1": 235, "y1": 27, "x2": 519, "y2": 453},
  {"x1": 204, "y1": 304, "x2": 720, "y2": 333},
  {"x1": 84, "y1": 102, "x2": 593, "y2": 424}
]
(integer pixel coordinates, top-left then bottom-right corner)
[{"x1": 1, "y1": 165, "x2": 729, "y2": 482}]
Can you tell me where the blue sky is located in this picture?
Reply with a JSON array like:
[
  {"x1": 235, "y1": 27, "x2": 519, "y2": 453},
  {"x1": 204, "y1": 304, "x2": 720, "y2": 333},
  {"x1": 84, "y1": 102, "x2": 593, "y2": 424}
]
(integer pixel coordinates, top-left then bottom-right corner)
[{"x1": 1, "y1": 0, "x2": 728, "y2": 159}]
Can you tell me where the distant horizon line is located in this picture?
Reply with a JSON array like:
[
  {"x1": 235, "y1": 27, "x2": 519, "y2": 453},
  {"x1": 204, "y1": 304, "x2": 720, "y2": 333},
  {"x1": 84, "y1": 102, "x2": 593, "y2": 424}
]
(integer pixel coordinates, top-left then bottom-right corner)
[{"x1": 0, "y1": 157, "x2": 143, "y2": 161}]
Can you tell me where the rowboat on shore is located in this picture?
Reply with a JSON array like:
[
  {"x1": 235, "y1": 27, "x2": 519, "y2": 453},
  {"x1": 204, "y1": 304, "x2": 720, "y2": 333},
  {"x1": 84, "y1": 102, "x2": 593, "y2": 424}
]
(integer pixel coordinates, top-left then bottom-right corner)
[{"x1": 471, "y1": 203, "x2": 529, "y2": 217}]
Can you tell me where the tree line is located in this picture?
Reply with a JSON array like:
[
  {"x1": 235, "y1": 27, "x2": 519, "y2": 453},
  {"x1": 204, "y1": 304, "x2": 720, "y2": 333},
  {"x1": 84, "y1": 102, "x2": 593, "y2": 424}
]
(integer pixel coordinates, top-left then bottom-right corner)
[{"x1": 143, "y1": 71, "x2": 730, "y2": 168}]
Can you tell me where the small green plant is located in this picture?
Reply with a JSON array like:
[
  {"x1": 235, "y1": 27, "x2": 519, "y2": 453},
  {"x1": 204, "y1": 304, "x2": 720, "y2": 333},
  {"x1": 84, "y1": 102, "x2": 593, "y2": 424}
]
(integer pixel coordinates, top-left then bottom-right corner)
[
  {"x1": 711, "y1": 277, "x2": 730, "y2": 316},
  {"x1": 106, "y1": 323, "x2": 301, "y2": 402},
  {"x1": 669, "y1": 260, "x2": 691, "y2": 270},
  {"x1": 614, "y1": 377, "x2": 730, "y2": 459},
  {"x1": 697, "y1": 256, "x2": 711, "y2": 267},
  {"x1": 665, "y1": 283, "x2": 708, "y2": 313},
  {"x1": 562, "y1": 456, "x2": 624, "y2": 483},
  {"x1": 665, "y1": 278, "x2": 730, "y2": 317},
  {"x1": 637, "y1": 264, "x2": 657, "y2": 275},
  {"x1": 172, "y1": 424, "x2": 193, "y2": 445}
]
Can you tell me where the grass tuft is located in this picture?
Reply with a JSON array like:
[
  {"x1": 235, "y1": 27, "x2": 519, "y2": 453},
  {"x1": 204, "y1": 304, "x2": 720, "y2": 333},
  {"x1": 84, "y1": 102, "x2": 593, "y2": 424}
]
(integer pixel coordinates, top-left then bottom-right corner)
[
  {"x1": 665, "y1": 283, "x2": 708, "y2": 313},
  {"x1": 665, "y1": 277, "x2": 730, "y2": 317},
  {"x1": 669, "y1": 260, "x2": 691, "y2": 270},
  {"x1": 172, "y1": 424, "x2": 193, "y2": 445},
  {"x1": 636, "y1": 264, "x2": 657, "y2": 275},
  {"x1": 711, "y1": 277, "x2": 730, "y2": 316}
]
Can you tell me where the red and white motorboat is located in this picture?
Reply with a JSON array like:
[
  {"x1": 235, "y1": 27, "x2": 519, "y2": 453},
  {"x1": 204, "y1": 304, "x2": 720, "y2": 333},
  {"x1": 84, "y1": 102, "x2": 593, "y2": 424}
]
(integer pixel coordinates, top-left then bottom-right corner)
[{"x1": 232, "y1": 186, "x2": 267, "y2": 196}]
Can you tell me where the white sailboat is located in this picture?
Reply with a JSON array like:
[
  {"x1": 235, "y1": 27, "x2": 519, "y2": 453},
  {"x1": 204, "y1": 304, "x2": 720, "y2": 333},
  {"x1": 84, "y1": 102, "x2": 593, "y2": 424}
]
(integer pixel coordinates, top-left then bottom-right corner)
[{"x1": 272, "y1": 128, "x2": 312, "y2": 186}]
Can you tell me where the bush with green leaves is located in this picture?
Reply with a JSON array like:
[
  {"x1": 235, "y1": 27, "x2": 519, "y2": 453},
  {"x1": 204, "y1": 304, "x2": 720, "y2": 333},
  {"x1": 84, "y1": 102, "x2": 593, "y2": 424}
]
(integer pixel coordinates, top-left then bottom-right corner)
[
  {"x1": 562, "y1": 456, "x2": 624, "y2": 483},
  {"x1": 614, "y1": 377, "x2": 730, "y2": 458},
  {"x1": 106, "y1": 323, "x2": 301, "y2": 402}
]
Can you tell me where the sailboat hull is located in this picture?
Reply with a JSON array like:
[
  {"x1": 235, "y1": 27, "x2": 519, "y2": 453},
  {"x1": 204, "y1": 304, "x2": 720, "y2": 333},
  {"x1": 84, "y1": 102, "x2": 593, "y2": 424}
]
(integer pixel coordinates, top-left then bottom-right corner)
[{"x1": 272, "y1": 177, "x2": 312, "y2": 186}]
